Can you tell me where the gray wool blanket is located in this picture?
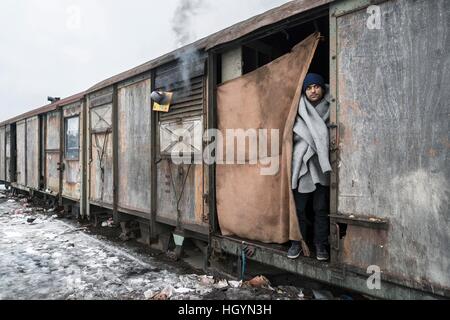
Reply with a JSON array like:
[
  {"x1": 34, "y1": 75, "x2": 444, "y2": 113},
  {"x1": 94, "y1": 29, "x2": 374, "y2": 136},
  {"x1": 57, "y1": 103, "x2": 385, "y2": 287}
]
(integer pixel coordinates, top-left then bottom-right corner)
[{"x1": 292, "y1": 86, "x2": 332, "y2": 193}]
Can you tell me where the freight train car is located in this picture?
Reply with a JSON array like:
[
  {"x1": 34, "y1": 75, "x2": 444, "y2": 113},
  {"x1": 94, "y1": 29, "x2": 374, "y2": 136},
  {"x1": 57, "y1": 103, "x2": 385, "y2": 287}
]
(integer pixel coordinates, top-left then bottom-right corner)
[{"x1": 0, "y1": 0, "x2": 448, "y2": 299}]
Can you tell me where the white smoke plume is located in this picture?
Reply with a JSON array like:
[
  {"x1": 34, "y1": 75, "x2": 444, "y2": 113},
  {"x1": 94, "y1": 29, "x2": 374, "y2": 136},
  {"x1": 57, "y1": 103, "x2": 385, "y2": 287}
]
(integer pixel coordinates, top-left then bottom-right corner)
[
  {"x1": 172, "y1": 0, "x2": 206, "y2": 47},
  {"x1": 171, "y1": 0, "x2": 206, "y2": 96}
]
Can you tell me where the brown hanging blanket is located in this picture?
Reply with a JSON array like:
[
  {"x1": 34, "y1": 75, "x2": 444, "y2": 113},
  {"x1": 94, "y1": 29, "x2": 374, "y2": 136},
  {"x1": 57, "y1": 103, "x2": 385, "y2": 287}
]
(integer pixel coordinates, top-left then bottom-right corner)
[{"x1": 216, "y1": 33, "x2": 320, "y2": 253}]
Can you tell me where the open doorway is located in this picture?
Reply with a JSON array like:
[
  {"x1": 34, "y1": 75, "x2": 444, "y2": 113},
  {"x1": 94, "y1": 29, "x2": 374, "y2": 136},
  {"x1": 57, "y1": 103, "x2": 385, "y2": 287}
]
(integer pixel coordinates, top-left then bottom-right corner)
[{"x1": 219, "y1": 14, "x2": 330, "y2": 85}]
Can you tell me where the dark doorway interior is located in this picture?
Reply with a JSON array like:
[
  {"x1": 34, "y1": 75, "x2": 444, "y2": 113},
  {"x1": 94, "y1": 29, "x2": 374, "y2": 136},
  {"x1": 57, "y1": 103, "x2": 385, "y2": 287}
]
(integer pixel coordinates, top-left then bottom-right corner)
[{"x1": 241, "y1": 14, "x2": 330, "y2": 84}]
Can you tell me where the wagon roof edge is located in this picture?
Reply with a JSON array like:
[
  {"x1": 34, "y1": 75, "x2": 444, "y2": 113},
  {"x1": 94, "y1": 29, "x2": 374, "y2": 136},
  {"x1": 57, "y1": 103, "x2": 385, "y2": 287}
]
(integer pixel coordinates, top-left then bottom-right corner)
[{"x1": 86, "y1": 0, "x2": 333, "y2": 93}]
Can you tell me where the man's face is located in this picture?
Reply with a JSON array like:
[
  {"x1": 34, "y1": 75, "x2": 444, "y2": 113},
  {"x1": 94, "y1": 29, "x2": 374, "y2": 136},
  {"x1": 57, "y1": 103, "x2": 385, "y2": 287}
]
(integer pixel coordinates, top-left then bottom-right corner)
[{"x1": 305, "y1": 84, "x2": 324, "y2": 104}]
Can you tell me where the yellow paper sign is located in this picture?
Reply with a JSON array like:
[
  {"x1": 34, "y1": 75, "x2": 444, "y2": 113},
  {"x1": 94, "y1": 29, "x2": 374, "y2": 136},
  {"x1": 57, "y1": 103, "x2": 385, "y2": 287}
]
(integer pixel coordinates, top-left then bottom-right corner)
[{"x1": 153, "y1": 92, "x2": 173, "y2": 113}]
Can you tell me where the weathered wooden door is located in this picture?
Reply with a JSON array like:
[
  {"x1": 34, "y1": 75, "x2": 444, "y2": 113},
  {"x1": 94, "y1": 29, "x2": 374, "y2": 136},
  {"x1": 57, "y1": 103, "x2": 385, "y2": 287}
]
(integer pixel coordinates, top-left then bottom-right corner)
[
  {"x1": 45, "y1": 110, "x2": 62, "y2": 195},
  {"x1": 330, "y1": 0, "x2": 450, "y2": 296},
  {"x1": 16, "y1": 120, "x2": 26, "y2": 187}
]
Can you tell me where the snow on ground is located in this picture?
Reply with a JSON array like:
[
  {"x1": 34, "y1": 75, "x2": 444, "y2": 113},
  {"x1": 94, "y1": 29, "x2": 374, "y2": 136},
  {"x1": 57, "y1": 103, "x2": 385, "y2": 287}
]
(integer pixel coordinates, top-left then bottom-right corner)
[{"x1": 0, "y1": 195, "x2": 221, "y2": 300}]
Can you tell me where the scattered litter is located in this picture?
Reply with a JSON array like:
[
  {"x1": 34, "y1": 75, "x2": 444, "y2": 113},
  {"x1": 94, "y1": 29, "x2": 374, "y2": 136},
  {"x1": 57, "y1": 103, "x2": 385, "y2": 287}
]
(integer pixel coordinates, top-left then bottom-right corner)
[
  {"x1": 14, "y1": 209, "x2": 24, "y2": 215},
  {"x1": 214, "y1": 280, "x2": 229, "y2": 289},
  {"x1": 7, "y1": 199, "x2": 16, "y2": 203},
  {"x1": 244, "y1": 276, "x2": 271, "y2": 288},
  {"x1": 47, "y1": 208, "x2": 56, "y2": 213},
  {"x1": 51, "y1": 215, "x2": 58, "y2": 219},
  {"x1": 144, "y1": 290, "x2": 155, "y2": 299},
  {"x1": 312, "y1": 289, "x2": 335, "y2": 300},
  {"x1": 152, "y1": 286, "x2": 174, "y2": 300}
]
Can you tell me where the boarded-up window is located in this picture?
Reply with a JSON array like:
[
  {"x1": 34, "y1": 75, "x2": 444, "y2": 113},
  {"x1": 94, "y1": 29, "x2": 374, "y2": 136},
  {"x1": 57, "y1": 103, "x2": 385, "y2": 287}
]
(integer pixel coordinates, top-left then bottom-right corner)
[{"x1": 65, "y1": 116, "x2": 79, "y2": 160}]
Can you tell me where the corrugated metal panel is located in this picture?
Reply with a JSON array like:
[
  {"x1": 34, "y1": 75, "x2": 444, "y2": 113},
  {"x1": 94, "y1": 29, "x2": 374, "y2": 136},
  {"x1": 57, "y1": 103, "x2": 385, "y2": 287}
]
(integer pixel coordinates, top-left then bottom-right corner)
[
  {"x1": 0, "y1": 126, "x2": 5, "y2": 181},
  {"x1": 117, "y1": 79, "x2": 152, "y2": 214},
  {"x1": 16, "y1": 121, "x2": 26, "y2": 186},
  {"x1": 26, "y1": 117, "x2": 39, "y2": 189},
  {"x1": 334, "y1": 0, "x2": 450, "y2": 291}
]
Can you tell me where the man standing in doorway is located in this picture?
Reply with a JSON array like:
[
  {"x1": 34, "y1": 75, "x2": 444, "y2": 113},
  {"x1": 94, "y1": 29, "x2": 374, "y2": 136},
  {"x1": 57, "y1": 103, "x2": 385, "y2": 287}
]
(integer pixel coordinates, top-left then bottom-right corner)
[{"x1": 288, "y1": 73, "x2": 332, "y2": 261}]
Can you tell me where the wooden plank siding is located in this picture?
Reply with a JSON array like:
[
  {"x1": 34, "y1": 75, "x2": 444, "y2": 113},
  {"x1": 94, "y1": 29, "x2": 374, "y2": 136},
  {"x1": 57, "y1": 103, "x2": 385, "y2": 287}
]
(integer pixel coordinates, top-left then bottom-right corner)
[{"x1": 117, "y1": 78, "x2": 152, "y2": 215}]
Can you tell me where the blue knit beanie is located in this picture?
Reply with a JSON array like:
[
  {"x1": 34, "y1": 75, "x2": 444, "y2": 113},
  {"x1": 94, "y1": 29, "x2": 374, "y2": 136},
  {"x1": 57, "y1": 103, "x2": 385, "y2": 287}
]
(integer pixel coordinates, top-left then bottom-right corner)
[{"x1": 302, "y1": 73, "x2": 325, "y2": 93}]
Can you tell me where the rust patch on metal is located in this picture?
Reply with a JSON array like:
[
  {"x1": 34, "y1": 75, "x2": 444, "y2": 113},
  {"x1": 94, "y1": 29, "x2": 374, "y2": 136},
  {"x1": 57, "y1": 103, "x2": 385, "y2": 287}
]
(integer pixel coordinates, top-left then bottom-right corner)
[{"x1": 341, "y1": 225, "x2": 388, "y2": 271}]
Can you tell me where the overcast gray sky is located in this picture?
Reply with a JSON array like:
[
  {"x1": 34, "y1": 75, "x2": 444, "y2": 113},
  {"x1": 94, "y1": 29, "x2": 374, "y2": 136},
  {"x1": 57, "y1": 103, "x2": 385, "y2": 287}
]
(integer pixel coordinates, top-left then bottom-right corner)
[{"x1": 0, "y1": 0, "x2": 290, "y2": 122}]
